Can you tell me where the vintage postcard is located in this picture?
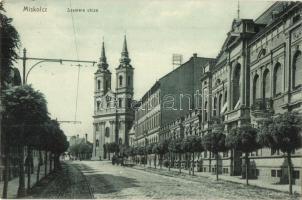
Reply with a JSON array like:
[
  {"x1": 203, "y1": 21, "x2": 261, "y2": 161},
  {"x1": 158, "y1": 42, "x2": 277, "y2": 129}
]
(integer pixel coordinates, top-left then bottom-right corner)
[{"x1": 0, "y1": 0, "x2": 301, "y2": 199}]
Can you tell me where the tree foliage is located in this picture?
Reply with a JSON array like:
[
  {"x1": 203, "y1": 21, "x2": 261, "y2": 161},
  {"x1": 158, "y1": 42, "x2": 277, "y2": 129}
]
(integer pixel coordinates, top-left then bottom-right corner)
[
  {"x1": 226, "y1": 125, "x2": 259, "y2": 153},
  {"x1": 0, "y1": 2, "x2": 20, "y2": 85},
  {"x1": 257, "y1": 112, "x2": 302, "y2": 153},
  {"x1": 202, "y1": 131, "x2": 226, "y2": 154}
]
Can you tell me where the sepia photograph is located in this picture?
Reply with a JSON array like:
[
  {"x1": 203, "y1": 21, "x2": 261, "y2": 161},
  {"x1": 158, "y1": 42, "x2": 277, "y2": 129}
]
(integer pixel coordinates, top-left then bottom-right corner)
[{"x1": 0, "y1": 0, "x2": 301, "y2": 199}]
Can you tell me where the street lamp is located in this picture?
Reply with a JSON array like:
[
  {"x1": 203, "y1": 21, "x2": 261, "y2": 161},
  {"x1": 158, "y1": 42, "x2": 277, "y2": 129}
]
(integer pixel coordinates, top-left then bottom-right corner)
[{"x1": 18, "y1": 48, "x2": 97, "y2": 84}]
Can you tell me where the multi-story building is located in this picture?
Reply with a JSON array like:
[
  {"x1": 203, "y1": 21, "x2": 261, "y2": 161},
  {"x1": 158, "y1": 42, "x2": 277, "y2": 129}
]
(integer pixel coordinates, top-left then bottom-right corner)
[
  {"x1": 133, "y1": 1, "x2": 302, "y2": 186},
  {"x1": 92, "y1": 36, "x2": 135, "y2": 160},
  {"x1": 134, "y1": 54, "x2": 214, "y2": 147}
]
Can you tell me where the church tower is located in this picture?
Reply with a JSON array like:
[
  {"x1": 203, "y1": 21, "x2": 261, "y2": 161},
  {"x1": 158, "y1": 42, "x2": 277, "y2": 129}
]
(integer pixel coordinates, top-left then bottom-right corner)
[
  {"x1": 92, "y1": 36, "x2": 135, "y2": 160},
  {"x1": 92, "y1": 40, "x2": 112, "y2": 160},
  {"x1": 95, "y1": 40, "x2": 111, "y2": 98},
  {"x1": 115, "y1": 35, "x2": 134, "y2": 145}
]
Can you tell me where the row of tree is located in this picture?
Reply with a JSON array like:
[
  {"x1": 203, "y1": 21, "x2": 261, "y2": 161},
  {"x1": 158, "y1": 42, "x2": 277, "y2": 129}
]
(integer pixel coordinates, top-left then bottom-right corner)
[
  {"x1": 2, "y1": 85, "x2": 70, "y2": 198},
  {"x1": 103, "y1": 142, "x2": 120, "y2": 160},
  {"x1": 123, "y1": 112, "x2": 301, "y2": 195},
  {"x1": 1, "y1": 2, "x2": 68, "y2": 198},
  {"x1": 69, "y1": 140, "x2": 93, "y2": 160}
]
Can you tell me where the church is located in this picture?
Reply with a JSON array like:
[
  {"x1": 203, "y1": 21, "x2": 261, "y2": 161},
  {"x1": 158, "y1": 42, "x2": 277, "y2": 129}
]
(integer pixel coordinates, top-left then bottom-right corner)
[{"x1": 92, "y1": 36, "x2": 134, "y2": 160}]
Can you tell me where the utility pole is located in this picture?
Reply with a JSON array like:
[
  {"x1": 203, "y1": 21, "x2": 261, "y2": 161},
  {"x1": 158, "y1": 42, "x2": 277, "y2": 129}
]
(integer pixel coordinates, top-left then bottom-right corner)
[{"x1": 22, "y1": 48, "x2": 26, "y2": 85}]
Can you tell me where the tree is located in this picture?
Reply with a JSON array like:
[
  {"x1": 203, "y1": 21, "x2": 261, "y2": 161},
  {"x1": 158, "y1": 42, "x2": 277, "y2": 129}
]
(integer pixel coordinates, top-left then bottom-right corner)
[
  {"x1": 157, "y1": 139, "x2": 169, "y2": 169},
  {"x1": 147, "y1": 143, "x2": 154, "y2": 167},
  {"x1": 202, "y1": 131, "x2": 227, "y2": 181},
  {"x1": 258, "y1": 112, "x2": 302, "y2": 195},
  {"x1": 2, "y1": 85, "x2": 48, "y2": 197},
  {"x1": 181, "y1": 137, "x2": 192, "y2": 174},
  {"x1": 152, "y1": 143, "x2": 159, "y2": 169},
  {"x1": 0, "y1": 3, "x2": 21, "y2": 197},
  {"x1": 169, "y1": 138, "x2": 184, "y2": 173},
  {"x1": 188, "y1": 135, "x2": 204, "y2": 176},
  {"x1": 137, "y1": 146, "x2": 145, "y2": 165},
  {"x1": 0, "y1": 2, "x2": 20, "y2": 87},
  {"x1": 226, "y1": 125, "x2": 259, "y2": 185}
]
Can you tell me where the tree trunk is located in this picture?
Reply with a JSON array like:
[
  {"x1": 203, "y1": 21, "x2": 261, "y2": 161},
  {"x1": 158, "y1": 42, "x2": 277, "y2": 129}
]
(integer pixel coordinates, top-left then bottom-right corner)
[
  {"x1": 26, "y1": 146, "x2": 32, "y2": 193},
  {"x1": 209, "y1": 151, "x2": 212, "y2": 173},
  {"x1": 44, "y1": 151, "x2": 48, "y2": 176},
  {"x1": 216, "y1": 152, "x2": 219, "y2": 181},
  {"x1": 287, "y1": 152, "x2": 293, "y2": 195},
  {"x1": 188, "y1": 153, "x2": 191, "y2": 175},
  {"x1": 17, "y1": 144, "x2": 26, "y2": 197},
  {"x1": 168, "y1": 152, "x2": 171, "y2": 171},
  {"x1": 36, "y1": 149, "x2": 42, "y2": 183},
  {"x1": 179, "y1": 153, "x2": 182, "y2": 174},
  {"x1": 49, "y1": 153, "x2": 52, "y2": 172},
  {"x1": 154, "y1": 154, "x2": 157, "y2": 169},
  {"x1": 192, "y1": 152, "x2": 195, "y2": 176},
  {"x1": 245, "y1": 152, "x2": 249, "y2": 185},
  {"x1": 2, "y1": 146, "x2": 10, "y2": 199},
  {"x1": 160, "y1": 154, "x2": 163, "y2": 169},
  {"x1": 55, "y1": 154, "x2": 61, "y2": 170}
]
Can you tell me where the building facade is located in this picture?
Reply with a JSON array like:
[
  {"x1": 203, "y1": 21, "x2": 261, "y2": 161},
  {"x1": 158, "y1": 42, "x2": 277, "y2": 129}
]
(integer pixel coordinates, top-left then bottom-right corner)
[
  {"x1": 133, "y1": 55, "x2": 214, "y2": 147},
  {"x1": 92, "y1": 36, "x2": 135, "y2": 160},
  {"x1": 132, "y1": 1, "x2": 302, "y2": 185}
]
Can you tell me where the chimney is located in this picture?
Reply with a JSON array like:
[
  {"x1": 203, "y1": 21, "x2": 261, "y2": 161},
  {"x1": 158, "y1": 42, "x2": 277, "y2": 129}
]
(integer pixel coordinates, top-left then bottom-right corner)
[
  {"x1": 193, "y1": 53, "x2": 197, "y2": 57},
  {"x1": 85, "y1": 133, "x2": 88, "y2": 143}
]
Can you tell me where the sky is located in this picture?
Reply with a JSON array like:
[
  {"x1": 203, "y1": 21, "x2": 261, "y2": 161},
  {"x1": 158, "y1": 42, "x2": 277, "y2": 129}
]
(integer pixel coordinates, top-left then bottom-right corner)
[{"x1": 4, "y1": 0, "x2": 274, "y2": 141}]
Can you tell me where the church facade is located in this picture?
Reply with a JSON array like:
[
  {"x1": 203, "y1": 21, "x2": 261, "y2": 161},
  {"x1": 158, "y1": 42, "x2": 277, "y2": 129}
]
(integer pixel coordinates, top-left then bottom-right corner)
[{"x1": 92, "y1": 36, "x2": 134, "y2": 160}]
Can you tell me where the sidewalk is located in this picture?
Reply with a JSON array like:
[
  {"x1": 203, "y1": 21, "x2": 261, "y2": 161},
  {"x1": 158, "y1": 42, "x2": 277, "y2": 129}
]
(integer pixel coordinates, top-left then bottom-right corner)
[
  {"x1": 0, "y1": 165, "x2": 49, "y2": 198},
  {"x1": 131, "y1": 164, "x2": 301, "y2": 195}
]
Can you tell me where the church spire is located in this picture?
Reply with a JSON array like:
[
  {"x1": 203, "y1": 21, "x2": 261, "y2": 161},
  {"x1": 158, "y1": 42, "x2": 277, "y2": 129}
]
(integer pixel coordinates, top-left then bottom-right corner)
[
  {"x1": 119, "y1": 35, "x2": 131, "y2": 66},
  {"x1": 99, "y1": 39, "x2": 108, "y2": 70}
]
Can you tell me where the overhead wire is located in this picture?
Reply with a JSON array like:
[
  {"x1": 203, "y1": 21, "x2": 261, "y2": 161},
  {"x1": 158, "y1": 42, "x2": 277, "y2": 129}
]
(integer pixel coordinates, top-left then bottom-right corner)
[{"x1": 69, "y1": 0, "x2": 81, "y2": 122}]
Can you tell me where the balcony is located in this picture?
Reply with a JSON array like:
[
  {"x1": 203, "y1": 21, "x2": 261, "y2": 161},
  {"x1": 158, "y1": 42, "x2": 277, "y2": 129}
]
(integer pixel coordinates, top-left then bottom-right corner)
[{"x1": 250, "y1": 98, "x2": 273, "y2": 118}]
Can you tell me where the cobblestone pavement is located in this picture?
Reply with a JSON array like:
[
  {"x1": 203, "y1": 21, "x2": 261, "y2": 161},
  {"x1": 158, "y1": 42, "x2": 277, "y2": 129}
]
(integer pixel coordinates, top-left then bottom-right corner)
[
  {"x1": 27, "y1": 162, "x2": 93, "y2": 199},
  {"x1": 75, "y1": 160, "x2": 300, "y2": 200}
]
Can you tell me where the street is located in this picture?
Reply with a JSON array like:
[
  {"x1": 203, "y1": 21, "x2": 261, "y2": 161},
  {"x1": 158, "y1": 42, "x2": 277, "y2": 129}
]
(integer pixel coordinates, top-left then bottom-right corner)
[{"x1": 56, "y1": 161, "x2": 299, "y2": 200}]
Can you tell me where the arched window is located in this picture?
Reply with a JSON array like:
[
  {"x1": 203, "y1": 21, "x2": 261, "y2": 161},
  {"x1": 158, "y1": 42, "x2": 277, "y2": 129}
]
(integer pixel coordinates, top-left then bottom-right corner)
[
  {"x1": 293, "y1": 51, "x2": 302, "y2": 88},
  {"x1": 253, "y1": 74, "x2": 260, "y2": 102},
  {"x1": 213, "y1": 97, "x2": 217, "y2": 116},
  {"x1": 224, "y1": 91, "x2": 227, "y2": 104},
  {"x1": 105, "y1": 80, "x2": 109, "y2": 90},
  {"x1": 273, "y1": 63, "x2": 282, "y2": 96},
  {"x1": 263, "y1": 69, "x2": 270, "y2": 99},
  {"x1": 118, "y1": 98, "x2": 122, "y2": 108},
  {"x1": 105, "y1": 127, "x2": 110, "y2": 137},
  {"x1": 97, "y1": 80, "x2": 101, "y2": 90},
  {"x1": 127, "y1": 76, "x2": 131, "y2": 86},
  {"x1": 97, "y1": 101, "x2": 100, "y2": 111},
  {"x1": 119, "y1": 75, "x2": 123, "y2": 87},
  {"x1": 232, "y1": 64, "x2": 241, "y2": 109},
  {"x1": 204, "y1": 101, "x2": 208, "y2": 121},
  {"x1": 218, "y1": 94, "x2": 222, "y2": 115}
]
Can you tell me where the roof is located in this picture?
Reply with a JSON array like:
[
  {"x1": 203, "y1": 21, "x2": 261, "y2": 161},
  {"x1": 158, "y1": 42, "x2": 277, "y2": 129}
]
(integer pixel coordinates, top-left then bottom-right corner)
[{"x1": 254, "y1": 1, "x2": 287, "y2": 25}]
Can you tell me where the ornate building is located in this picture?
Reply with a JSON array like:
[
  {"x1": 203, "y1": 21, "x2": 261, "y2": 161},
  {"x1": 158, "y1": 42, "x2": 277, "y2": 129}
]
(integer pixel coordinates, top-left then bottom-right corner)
[
  {"x1": 132, "y1": 1, "x2": 302, "y2": 185},
  {"x1": 92, "y1": 36, "x2": 134, "y2": 160}
]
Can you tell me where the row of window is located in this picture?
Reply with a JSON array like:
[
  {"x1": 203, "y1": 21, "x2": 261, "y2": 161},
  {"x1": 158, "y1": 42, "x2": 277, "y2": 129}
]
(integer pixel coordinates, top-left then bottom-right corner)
[
  {"x1": 136, "y1": 113, "x2": 160, "y2": 134},
  {"x1": 96, "y1": 75, "x2": 132, "y2": 91},
  {"x1": 271, "y1": 170, "x2": 300, "y2": 179},
  {"x1": 96, "y1": 98, "x2": 132, "y2": 111},
  {"x1": 136, "y1": 95, "x2": 160, "y2": 119},
  {"x1": 252, "y1": 55, "x2": 302, "y2": 104}
]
